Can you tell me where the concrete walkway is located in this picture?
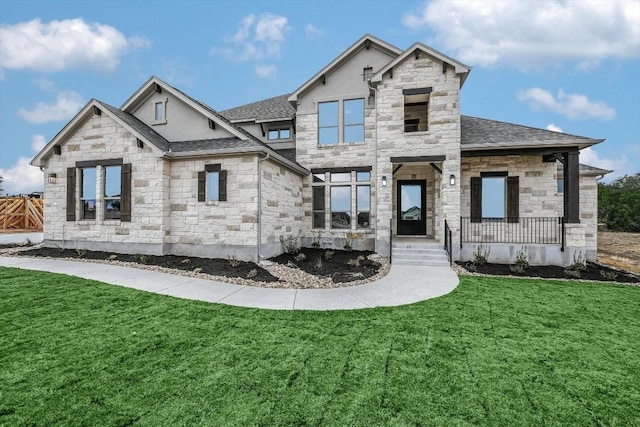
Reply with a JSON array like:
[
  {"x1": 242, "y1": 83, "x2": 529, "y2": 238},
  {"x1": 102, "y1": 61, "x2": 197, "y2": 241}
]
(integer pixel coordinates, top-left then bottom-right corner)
[{"x1": 0, "y1": 256, "x2": 458, "y2": 311}]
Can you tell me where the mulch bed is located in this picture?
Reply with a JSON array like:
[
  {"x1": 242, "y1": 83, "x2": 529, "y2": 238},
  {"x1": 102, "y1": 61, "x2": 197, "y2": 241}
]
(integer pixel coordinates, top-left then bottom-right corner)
[
  {"x1": 270, "y1": 248, "x2": 381, "y2": 283},
  {"x1": 15, "y1": 247, "x2": 279, "y2": 282},
  {"x1": 459, "y1": 261, "x2": 639, "y2": 284}
]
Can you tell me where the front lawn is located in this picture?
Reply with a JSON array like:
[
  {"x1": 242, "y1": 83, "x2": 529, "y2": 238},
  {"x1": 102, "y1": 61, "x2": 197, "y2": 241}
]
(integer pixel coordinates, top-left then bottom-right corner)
[{"x1": 1, "y1": 268, "x2": 639, "y2": 426}]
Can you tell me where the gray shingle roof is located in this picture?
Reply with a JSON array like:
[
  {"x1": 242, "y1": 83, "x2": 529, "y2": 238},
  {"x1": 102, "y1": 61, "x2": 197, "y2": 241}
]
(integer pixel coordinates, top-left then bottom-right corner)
[
  {"x1": 220, "y1": 94, "x2": 295, "y2": 122},
  {"x1": 169, "y1": 138, "x2": 251, "y2": 153},
  {"x1": 99, "y1": 101, "x2": 170, "y2": 151},
  {"x1": 275, "y1": 148, "x2": 297, "y2": 163},
  {"x1": 461, "y1": 116, "x2": 602, "y2": 148},
  {"x1": 557, "y1": 162, "x2": 612, "y2": 176}
]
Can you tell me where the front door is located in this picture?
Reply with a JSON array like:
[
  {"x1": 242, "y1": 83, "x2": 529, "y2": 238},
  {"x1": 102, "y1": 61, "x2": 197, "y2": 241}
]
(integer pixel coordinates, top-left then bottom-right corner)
[{"x1": 397, "y1": 180, "x2": 427, "y2": 235}]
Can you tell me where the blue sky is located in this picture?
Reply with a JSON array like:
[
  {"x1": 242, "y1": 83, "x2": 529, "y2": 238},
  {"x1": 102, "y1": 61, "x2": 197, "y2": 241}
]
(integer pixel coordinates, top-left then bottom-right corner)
[{"x1": 1, "y1": 0, "x2": 638, "y2": 195}]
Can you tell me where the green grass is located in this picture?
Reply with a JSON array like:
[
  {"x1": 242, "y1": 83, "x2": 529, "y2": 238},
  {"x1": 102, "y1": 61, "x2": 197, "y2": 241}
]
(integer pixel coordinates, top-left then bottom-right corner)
[{"x1": 1, "y1": 267, "x2": 639, "y2": 426}]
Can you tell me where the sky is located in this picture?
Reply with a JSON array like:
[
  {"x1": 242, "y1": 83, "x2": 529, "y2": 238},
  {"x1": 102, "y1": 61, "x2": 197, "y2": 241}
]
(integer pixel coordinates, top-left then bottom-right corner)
[{"x1": 1, "y1": 0, "x2": 639, "y2": 195}]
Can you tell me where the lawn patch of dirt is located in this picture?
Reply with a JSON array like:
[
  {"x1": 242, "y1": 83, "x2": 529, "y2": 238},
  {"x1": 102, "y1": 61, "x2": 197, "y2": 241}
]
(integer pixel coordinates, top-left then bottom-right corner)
[
  {"x1": 459, "y1": 261, "x2": 639, "y2": 284},
  {"x1": 14, "y1": 247, "x2": 279, "y2": 283},
  {"x1": 270, "y1": 248, "x2": 381, "y2": 283},
  {"x1": 598, "y1": 231, "x2": 640, "y2": 274}
]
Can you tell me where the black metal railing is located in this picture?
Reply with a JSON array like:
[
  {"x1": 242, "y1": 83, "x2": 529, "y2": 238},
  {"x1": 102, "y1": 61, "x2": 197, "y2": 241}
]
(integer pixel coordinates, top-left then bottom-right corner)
[
  {"x1": 460, "y1": 217, "x2": 564, "y2": 245},
  {"x1": 389, "y1": 218, "x2": 393, "y2": 263},
  {"x1": 444, "y1": 219, "x2": 452, "y2": 265}
]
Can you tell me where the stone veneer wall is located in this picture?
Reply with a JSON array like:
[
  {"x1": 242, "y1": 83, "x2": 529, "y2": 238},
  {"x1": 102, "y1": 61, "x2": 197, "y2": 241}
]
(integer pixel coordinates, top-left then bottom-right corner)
[
  {"x1": 167, "y1": 155, "x2": 259, "y2": 260},
  {"x1": 375, "y1": 54, "x2": 462, "y2": 257},
  {"x1": 42, "y1": 113, "x2": 168, "y2": 254},
  {"x1": 259, "y1": 159, "x2": 304, "y2": 258}
]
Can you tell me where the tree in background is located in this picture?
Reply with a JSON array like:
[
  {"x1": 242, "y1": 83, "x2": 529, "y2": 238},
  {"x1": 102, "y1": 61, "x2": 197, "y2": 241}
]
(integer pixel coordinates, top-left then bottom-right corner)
[
  {"x1": 0, "y1": 174, "x2": 4, "y2": 195},
  {"x1": 598, "y1": 173, "x2": 640, "y2": 232}
]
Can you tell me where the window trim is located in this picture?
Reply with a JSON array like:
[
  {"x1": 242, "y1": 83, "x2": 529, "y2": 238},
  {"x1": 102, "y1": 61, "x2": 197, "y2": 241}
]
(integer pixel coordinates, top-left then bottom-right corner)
[
  {"x1": 343, "y1": 98, "x2": 365, "y2": 144},
  {"x1": 267, "y1": 127, "x2": 292, "y2": 141},
  {"x1": 103, "y1": 165, "x2": 122, "y2": 220},
  {"x1": 152, "y1": 98, "x2": 167, "y2": 125},
  {"x1": 403, "y1": 87, "x2": 431, "y2": 133},
  {"x1": 470, "y1": 173, "x2": 519, "y2": 223},
  {"x1": 80, "y1": 166, "x2": 97, "y2": 220},
  {"x1": 318, "y1": 98, "x2": 366, "y2": 146},
  {"x1": 318, "y1": 100, "x2": 339, "y2": 145}
]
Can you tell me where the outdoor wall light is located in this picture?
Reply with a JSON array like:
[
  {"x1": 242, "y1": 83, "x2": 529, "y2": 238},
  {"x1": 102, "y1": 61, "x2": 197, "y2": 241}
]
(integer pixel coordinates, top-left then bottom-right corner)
[
  {"x1": 48, "y1": 173, "x2": 57, "y2": 184},
  {"x1": 450, "y1": 174, "x2": 455, "y2": 186},
  {"x1": 382, "y1": 176, "x2": 387, "y2": 187}
]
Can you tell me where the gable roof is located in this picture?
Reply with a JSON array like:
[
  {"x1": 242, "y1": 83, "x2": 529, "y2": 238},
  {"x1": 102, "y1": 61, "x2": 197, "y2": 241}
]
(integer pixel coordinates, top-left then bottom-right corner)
[
  {"x1": 31, "y1": 99, "x2": 170, "y2": 167},
  {"x1": 221, "y1": 94, "x2": 295, "y2": 123},
  {"x1": 461, "y1": 116, "x2": 604, "y2": 151},
  {"x1": 288, "y1": 34, "x2": 403, "y2": 103},
  {"x1": 369, "y1": 41, "x2": 471, "y2": 87},
  {"x1": 557, "y1": 162, "x2": 612, "y2": 177}
]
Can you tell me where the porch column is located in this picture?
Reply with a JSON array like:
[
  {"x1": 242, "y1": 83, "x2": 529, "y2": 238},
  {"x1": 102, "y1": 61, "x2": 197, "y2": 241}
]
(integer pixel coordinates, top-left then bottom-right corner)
[{"x1": 563, "y1": 150, "x2": 580, "y2": 223}]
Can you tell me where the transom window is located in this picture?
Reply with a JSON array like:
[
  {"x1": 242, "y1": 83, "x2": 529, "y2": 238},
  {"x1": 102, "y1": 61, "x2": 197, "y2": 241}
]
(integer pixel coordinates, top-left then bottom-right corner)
[
  {"x1": 268, "y1": 128, "x2": 291, "y2": 140},
  {"x1": 312, "y1": 168, "x2": 371, "y2": 230}
]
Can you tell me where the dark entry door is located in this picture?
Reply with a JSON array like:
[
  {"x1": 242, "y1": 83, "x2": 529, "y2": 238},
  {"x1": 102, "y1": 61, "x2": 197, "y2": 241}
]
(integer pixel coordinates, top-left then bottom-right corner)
[{"x1": 397, "y1": 180, "x2": 427, "y2": 235}]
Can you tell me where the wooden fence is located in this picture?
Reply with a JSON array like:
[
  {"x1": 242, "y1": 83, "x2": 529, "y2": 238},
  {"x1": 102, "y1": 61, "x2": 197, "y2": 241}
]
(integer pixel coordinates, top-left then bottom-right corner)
[{"x1": 0, "y1": 197, "x2": 44, "y2": 231}]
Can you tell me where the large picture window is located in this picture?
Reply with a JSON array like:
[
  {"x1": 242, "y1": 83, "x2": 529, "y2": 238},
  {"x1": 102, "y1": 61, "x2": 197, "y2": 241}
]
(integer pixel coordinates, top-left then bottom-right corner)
[
  {"x1": 318, "y1": 98, "x2": 365, "y2": 145},
  {"x1": 312, "y1": 168, "x2": 371, "y2": 230},
  {"x1": 470, "y1": 173, "x2": 519, "y2": 223}
]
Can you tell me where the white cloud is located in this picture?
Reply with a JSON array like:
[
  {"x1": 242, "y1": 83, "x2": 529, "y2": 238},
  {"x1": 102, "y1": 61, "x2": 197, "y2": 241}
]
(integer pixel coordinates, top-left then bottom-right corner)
[
  {"x1": 212, "y1": 13, "x2": 290, "y2": 62},
  {"x1": 517, "y1": 88, "x2": 615, "y2": 120},
  {"x1": 546, "y1": 124, "x2": 563, "y2": 132},
  {"x1": 30, "y1": 134, "x2": 47, "y2": 152},
  {"x1": 254, "y1": 65, "x2": 276, "y2": 80},
  {"x1": 0, "y1": 157, "x2": 43, "y2": 195},
  {"x1": 0, "y1": 18, "x2": 150, "y2": 73},
  {"x1": 18, "y1": 91, "x2": 85, "y2": 123},
  {"x1": 305, "y1": 24, "x2": 324, "y2": 39},
  {"x1": 580, "y1": 147, "x2": 630, "y2": 181},
  {"x1": 402, "y1": 0, "x2": 640, "y2": 68}
]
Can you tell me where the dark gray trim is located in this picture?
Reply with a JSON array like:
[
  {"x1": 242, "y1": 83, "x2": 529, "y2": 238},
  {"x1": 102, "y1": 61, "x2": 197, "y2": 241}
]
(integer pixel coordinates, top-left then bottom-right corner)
[
  {"x1": 563, "y1": 151, "x2": 580, "y2": 223},
  {"x1": 402, "y1": 87, "x2": 432, "y2": 95},
  {"x1": 429, "y1": 163, "x2": 442, "y2": 174},
  {"x1": 462, "y1": 147, "x2": 579, "y2": 157},
  {"x1": 390, "y1": 155, "x2": 445, "y2": 163},
  {"x1": 76, "y1": 158, "x2": 123, "y2": 168},
  {"x1": 480, "y1": 171, "x2": 508, "y2": 177},
  {"x1": 205, "y1": 163, "x2": 221, "y2": 172},
  {"x1": 311, "y1": 166, "x2": 372, "y2": 174}
]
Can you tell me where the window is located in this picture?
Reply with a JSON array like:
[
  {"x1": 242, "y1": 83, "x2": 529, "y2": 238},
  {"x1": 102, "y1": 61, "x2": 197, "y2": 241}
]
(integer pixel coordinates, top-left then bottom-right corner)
[
  {"x1": 311, "y1": 168, "x2": 371, "y2": 230},
  {"x1": 403, "y1": 88, "x2": 431, "y2": 133},
  {"x1": 318, "y1": 101, "x2": 338, "y2": 144},
  {"x1": 312, "y1": 187, "x2": 325, "y2": 228},
  {"x1": 104, "y1": 166, "x2": 121, "y2": 219},
  {"x1": 153, "y1": 99, "x2": 167, "y2": 124},
  {"x1": 80, "y1": 167, "x2": 96, "y2": 220},
  {"x1": 68, "y1": 159, "x2": 131, "y2": 222},
  {"x1": 268, "y1": 128, "x2": 291, "y2": 140},
  {"x1": 362, "y1": 67, "x2": 374, "y2": 81},
  {"x1": 343, "y1": 99, "x2": 364, "y2": 143},
  {"x1": 331, "y1": 186, "x2": 351, "y2": 229},
  {"x1": 357, "y1": 185, "x2": 370, "y2": 228},
  {"x1": 557, "y1": 177, "x2": 564, "y2": 193},
  {"x1": 470, "y1": 173, "x2": 519, "y2": 223},
  {"x1": 198, "y1": 164, "x2": 227, "y2": 202}
]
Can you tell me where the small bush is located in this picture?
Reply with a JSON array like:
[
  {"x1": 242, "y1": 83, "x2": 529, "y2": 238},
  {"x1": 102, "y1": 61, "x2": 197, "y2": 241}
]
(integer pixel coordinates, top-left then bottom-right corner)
[
  {"x1": 600, "y1": 269, "x2": 618, "y2": 281},
  {"x1": 180, "y1": 258, "x2": 191, "y2": 264},
  {"x1": 246, "y1": 269, "x2": 257, "y2": 279},
  {"x1": 193, "y1": 267, "x2": 202, "y2": 274},
  {"x1": 324, "y1": 250, "x2": 334, "y2": 261},
  {"x1": 138, "y1": 255, "x2": 148, "y2": 264},
  {"x1": 568, "y1": 251, "x2": 587, "y2": 271},
  {"x1": 510, "y1": 247, "x2": 530, "y2": 274},
  {"x1": 315, "y1": 256, "x2": 323, "y2": 270},
  {"x1": 108, "y1": 254, "x2": 118, "y2": 260},
  {"x1": 472, "y1": 245, "x2": 490, "y2": 266},
  {"x1": 342, "y1": 237, "x2": 353, "y2": 252},
  {"x1": 228, "y1": 255, "x2": 241, "y2": 268},
  {"x1": 280, "y1": 235, "x2": 300, "y2": 255},
  {"x1": 294, "y1": 253, "x2": 307, "y2": 262},
  {"x1": 75, "y1": 248, "x2": 87, "y2": 258},
  {"x1": 347, "y1": 255, "x2": 365, "y2": 268},
  {"x1": 564, "y1": 268, "x2": 581, "y2": 279},
  {"x1": 311, "y1": 232, "x2": 322, "y2": 249}
]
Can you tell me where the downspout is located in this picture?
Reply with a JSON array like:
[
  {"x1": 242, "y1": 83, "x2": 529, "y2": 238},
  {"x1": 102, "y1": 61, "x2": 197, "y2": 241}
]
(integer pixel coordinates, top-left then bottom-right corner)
[
  {"x1": 257, "y1": 152, "x2": 270, "y2": 261},
  {"x1": 369, "y1": 83, "x2": 380, "y2": 254}
]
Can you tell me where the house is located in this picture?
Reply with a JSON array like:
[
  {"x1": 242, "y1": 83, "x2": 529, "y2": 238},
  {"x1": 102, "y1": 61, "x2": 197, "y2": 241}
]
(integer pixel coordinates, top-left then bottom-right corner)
[{"x1": 31, "y1": 34, "x2": 610, "y2": 266}]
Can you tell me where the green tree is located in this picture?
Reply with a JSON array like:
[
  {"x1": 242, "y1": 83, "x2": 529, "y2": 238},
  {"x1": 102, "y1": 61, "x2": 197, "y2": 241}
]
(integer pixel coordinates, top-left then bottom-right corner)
[
  {"x1": 0, "y1": 174, "x2": 4, "y2": 195},
  {"x1": 598, "y1": 172, "x2": 640, "y2": 232}
]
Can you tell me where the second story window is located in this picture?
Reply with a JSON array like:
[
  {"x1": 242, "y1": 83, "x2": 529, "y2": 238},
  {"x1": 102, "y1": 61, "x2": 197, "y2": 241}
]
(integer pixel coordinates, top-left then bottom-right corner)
[
  {"x1": 362, "y1": 66, "x2": 374, "y2": 81},
  {"x1": 319, "y1": 101, "x2": 339, "y2": 144},
  {"x1": 344, "y1": 99, "x2": 364, "y2": 143},
  {"x1": 403, "y1": 88, "x2": 431, "y2": 133},
  {"x1": 268, "y1": 128, "x2": 291, "y2": 141},
  {"x1": 152, "y1": 98, "x2": 167, "y2": 124}
]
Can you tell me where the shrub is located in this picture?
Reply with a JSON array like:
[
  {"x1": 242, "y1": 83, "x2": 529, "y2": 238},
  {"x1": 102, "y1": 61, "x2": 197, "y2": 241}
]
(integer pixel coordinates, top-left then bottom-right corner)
[
  {"x1": 280, "y1": 235, "x2": 300, "y2": 255},
  {"x1": 568, "y1": 251, "x2": 587, "y2": 271},
  {"x1": 472, "y1": 245, "x2": 490, "y2": 266},
  {"x1": 294, "y1": 253, "x2": 307, "y2": 262},
  {"x1": 315, "y1": 256, "x2": 323, "y2": 270},
  {"x1": 75, "y1": 248, "x2": 87, "y2": 258},
  {"x1": 510, "y1": 247, "x2": 530, "y2": 274},
  {"x1": 600, "y1": 269, "x2": 618, "y2": 281},
  {"x1": 138, "y1": 255, "x2": 148, "y2": 264},
  {"x1": 180, "y1": 258, "x2": 191, "y2": 264},
  {"x1": 347, "y1": 255, "x2": 365, "y2": 268},
  {"x1": 228, "y1": 255, "x2": 241, "y2": 268},
  {"x1": 342, "y1": 237, "x2": 353, "y2": 252},
  {"x1": 324, "y1": 250, "x2": 334, "y2": 261},
  {"x1": 246, "y1": 269, "x2": 257, "y2": 279},
  {"x1": 311, "y1": 232, "x2": 322, "y2": 249},
  {"x1": 108, "y1": 254, "x2": 118, "y2": 260}
]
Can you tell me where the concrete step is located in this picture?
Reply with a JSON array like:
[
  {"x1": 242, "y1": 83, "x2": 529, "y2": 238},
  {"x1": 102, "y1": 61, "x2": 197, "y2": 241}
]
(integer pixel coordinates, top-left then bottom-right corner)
[
  {"x1": 391, "y1": 241, "x2": 451, "y2": 267},
  {"x1": 393, "y1": 259, "x2": 451, "y2": 267}
]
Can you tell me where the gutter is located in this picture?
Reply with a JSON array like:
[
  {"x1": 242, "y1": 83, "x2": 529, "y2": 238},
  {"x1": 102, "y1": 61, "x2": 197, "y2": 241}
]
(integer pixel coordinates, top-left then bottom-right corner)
[{"x1": 257, "y1": 152, "x2": 270, "y2": 261}]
